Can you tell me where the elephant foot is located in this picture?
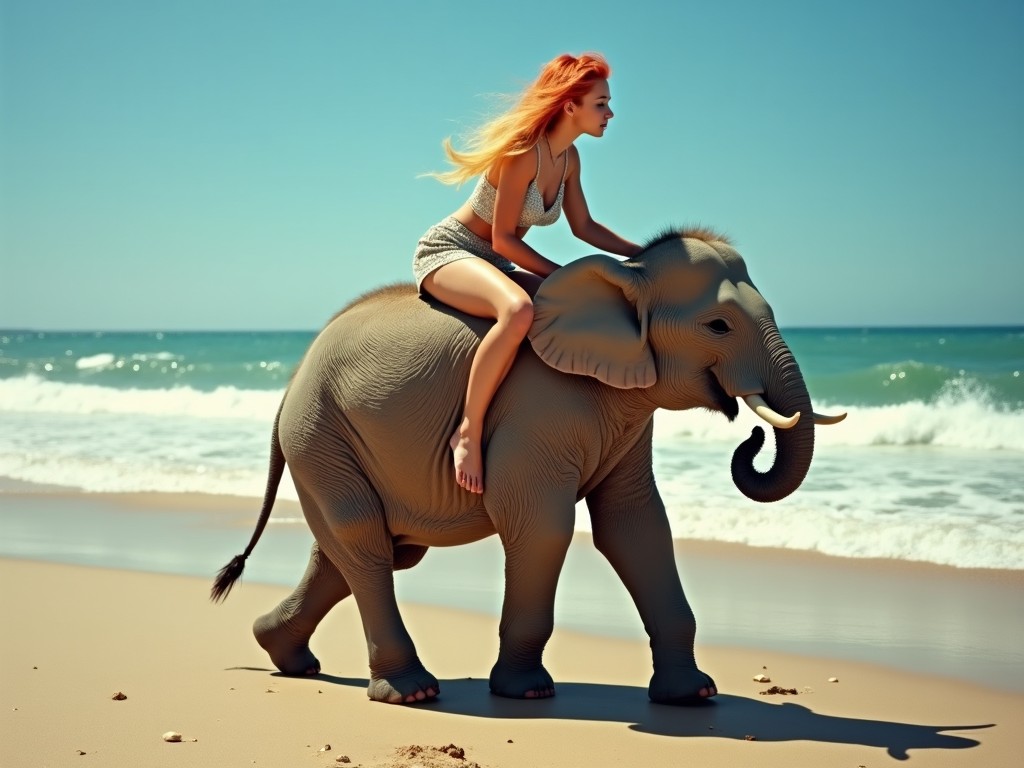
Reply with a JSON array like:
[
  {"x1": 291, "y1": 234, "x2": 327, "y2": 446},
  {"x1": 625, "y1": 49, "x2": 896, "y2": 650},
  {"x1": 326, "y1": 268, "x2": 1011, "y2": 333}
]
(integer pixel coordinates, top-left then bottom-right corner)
[
  {"x1": 489, "y1": 660, "x2": 556, "y2": 699},
  {"x1": 253, "y1": 611, "x2": 321, "y2": 676},
  {"x1": 367, "y1": 664, "x2": 440, "y2": 704},
  {"x1": 649, "y1": 667, "x2": 718, "y2": 706}
]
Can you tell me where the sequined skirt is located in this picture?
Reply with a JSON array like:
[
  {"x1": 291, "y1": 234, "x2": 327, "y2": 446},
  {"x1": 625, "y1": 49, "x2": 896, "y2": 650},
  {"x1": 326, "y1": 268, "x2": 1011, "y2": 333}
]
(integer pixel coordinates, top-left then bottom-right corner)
[{"x1": 412, "y1": 216, "x2": 516, "y2": 291}]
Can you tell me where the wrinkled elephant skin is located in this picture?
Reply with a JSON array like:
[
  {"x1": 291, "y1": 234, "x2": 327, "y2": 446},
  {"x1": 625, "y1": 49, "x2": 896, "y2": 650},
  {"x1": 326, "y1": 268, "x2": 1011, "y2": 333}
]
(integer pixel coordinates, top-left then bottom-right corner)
[{"x1": 213, "y1": 227, "x2": 824, "y2": 706}]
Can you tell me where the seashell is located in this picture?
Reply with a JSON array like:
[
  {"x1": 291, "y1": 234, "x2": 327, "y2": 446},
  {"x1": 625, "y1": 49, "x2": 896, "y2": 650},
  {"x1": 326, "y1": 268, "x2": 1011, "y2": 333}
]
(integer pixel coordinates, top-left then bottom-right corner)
[
  {"x1": 162, "y1": 731, "x2": 183, "y2": 742},
  {"x1": 828, "y1": 677, "x2": 839, "y2": 683},
  {"x1": 753, "y1": 674, "x2": 771, "y2": 683}
]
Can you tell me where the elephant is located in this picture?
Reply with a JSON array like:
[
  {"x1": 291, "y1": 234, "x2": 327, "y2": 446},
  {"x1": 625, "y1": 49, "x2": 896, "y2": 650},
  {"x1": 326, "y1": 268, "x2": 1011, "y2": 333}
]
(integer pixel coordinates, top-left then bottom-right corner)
[{"x1": 211, "y1": 225, "x2": 844, "y2": 705}]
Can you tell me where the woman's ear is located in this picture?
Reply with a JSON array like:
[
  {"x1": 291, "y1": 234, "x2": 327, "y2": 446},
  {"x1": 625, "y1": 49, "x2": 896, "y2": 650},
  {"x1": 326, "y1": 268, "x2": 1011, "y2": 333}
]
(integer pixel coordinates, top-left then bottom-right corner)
[{"x1": 529, "y1": 254, "x2": 656, "y2": 389}]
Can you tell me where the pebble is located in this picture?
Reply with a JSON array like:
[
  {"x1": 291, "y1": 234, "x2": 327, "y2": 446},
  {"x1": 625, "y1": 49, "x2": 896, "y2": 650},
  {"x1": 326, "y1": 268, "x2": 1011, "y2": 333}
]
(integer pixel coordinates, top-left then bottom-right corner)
[
  {"x1": 319, "y1": 744, "x2": 332, "y2": 752},
  {"x1": 335, "y1": 757, "x2": 351, "y2": 764},
  {"x1": 111, "y1": 691, "x2": 127, "y2": 701},
  {"x1": 828, "y1": 677, "x2": 839, "y2": 683},
  {"x1": 752, "y1": 674, "x2": 771, "y2": 683},
  {"x1": 162, "y1": 731, "x2": 183, "y2": 743},
  {"x1": 759, "y1": 685, "x2": 799, "y2": 695}
]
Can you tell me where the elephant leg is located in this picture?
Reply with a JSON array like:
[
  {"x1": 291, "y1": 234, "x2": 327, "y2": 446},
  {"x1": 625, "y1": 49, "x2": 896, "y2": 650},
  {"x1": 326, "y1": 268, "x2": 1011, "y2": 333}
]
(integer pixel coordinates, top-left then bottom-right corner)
[
  {"x1": 254, "y1": 540, "x2": 429, "y2": 677},
  {"x1": 487, "y1": 490, "x2": 575, "y2": 699},
  {"x1": 591, "y1": 504, "x2": 717, "y2": 705},
  {"x1": 253, "y1": 540, "x2": 348, "y2": 675},
  {"x1": 295, "y1": 469, "x2": 438, "y2": 705}
]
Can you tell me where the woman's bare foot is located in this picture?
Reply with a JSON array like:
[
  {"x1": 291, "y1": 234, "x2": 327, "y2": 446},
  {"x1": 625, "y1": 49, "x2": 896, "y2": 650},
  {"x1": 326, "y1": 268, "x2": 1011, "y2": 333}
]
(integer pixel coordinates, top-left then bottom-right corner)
[{"x1": 450, "y1": 431, "x2": 484, "y2": 494}]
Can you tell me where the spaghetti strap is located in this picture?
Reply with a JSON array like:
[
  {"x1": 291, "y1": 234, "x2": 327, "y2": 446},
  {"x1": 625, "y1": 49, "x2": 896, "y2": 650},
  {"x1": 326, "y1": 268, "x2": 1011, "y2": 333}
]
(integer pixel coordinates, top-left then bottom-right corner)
[
  {"x1": 534, "y1": 144, "x2": 542, "y2": 181},
  {"x1": 560, "y1": 148, "x2": 569, "y2": 182}
]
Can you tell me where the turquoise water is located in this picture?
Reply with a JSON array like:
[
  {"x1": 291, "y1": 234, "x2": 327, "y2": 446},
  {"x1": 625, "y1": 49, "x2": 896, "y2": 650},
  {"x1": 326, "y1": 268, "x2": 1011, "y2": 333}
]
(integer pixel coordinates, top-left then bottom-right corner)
[
  {"x1": 1, "y1": 326, "x2": 1022, "y2": 568},
  {"x1": 786, "y1": 326, "x2": 1024, "y2": 408},
  {"x1": 3, "y1": 327, "x2": 1021, "y2": 405}
]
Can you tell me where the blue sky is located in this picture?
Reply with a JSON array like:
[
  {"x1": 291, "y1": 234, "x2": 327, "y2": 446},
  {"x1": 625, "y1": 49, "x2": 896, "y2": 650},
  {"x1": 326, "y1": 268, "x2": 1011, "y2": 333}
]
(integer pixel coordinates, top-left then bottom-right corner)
[{"x1": 2, "y1": 0, "x2": 1022, "y2": 330}]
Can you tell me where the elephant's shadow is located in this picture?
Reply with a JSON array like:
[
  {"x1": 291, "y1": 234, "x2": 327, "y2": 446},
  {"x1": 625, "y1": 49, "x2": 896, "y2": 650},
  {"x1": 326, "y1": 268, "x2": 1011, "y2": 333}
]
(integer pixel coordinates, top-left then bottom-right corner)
[{"x1": 268, "y1": 671, "x2": 991, "y2": 760}]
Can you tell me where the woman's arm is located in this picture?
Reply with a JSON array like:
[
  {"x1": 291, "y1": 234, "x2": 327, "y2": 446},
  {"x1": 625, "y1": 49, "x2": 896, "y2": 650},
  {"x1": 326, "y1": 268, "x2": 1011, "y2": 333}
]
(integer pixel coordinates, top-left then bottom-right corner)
[
  {"x1": 562, "y1": 147, "x2": 642, "y2": 258},
  {"x1": 491, "y1": 151, "x2": 562, "y2": 277}
]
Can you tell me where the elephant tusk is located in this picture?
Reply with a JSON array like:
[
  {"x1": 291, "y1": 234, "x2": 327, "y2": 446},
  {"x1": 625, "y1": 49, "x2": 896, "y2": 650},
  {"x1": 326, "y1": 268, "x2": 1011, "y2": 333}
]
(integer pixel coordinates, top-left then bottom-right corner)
[
  {"x1": 813, "y1": 411, "x2": 847, "y2": 425},
  {"x1": 743, "y1": 394, "x2": 800, "y2": 430}
]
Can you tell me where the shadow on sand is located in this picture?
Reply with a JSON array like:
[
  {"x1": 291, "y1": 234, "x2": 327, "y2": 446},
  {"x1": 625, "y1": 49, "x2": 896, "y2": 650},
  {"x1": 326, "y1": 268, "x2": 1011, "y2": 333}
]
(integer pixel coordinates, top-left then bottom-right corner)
[{"x1": 251, "y1": 671, "x2": 991, "y2": 761}]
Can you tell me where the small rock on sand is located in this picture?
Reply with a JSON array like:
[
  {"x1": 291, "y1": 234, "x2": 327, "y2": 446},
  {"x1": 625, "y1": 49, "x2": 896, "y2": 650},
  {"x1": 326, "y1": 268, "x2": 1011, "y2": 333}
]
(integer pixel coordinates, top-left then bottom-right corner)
[
  {"x1": 162, "y1": 731, "x2": 183, "y2": 743},
  {"x1": 111, "y1": 691, "x2": 127, "y2": 701},
  {"x1": 759, "y1": 685, "x2": 799, "y2": 695},
  {"x1": 828, "y1": 677, "x2": 839, "y2": 683},
  {"x1": 752, "y1": 674, "x2": 771, "y2": 683}
]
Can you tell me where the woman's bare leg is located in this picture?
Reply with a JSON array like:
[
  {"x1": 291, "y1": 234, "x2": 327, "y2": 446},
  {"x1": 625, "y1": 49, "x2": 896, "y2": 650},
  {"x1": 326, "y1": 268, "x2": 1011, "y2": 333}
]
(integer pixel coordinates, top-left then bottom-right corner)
[
  {"x1": 422, "y1": 259, "x2": 535, "y2": 494},
  {"x1": 493, "y1": 271, "x2": 545, "y2": 382}
]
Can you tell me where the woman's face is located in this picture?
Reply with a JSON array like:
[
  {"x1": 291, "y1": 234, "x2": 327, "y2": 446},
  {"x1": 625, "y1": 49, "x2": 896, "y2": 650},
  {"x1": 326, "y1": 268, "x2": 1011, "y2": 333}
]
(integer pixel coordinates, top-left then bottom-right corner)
[{"x1": 571, "y1": 79, "x2": 614, "y2": 137}]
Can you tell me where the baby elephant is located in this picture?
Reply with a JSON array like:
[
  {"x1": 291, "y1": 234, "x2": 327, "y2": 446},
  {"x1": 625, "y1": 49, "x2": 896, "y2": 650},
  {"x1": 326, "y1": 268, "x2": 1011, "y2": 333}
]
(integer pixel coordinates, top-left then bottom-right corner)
[{"x1": 212, "y1": 227, "x2": 842, "y2": 704}]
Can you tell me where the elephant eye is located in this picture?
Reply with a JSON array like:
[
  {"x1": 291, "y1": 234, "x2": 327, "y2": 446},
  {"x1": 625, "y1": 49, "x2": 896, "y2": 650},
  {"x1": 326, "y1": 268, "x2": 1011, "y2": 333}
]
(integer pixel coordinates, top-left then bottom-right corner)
[{"x1": 705, "y1": 319, "x2": 732, "y2": 335}]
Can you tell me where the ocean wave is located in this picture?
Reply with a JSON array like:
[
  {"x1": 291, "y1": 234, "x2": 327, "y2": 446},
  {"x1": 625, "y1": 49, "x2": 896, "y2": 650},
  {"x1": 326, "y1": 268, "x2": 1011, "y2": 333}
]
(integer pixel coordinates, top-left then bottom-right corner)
[
  {"x1": 2, "y1": 374, "x2": 1021, "y2": 452},
  {"x1": 3, "y1": 447, "x2": 1018, "y2": 570},
  {"x1": 75, "y1": 353, "x2": 117, "y2": 370},
  {"x1": 806, "y1": 359, "x2": 1022, "y2": 408},
  {"x1": 1, "y1": 383, "x2": 1020, "y2": 569},
  {"x1": 0, "y1": 450, "x2": 300, "y2": 501},
  {"x1": 654, "y1": 387, "x2": 1024, "y2": 452},
  {"x1": 655, "y1": 494, "x2": 1024, "y2": 570},
  {"x1": 0, "y1": 374, "x2": 280, "y2": 421}
]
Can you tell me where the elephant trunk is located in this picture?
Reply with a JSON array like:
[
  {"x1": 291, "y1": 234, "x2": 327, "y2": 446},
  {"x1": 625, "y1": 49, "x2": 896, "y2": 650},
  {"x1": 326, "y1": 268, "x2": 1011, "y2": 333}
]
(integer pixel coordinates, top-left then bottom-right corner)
[{"x1": 730, "y1": 322, "x2": 814, "y2": 503}]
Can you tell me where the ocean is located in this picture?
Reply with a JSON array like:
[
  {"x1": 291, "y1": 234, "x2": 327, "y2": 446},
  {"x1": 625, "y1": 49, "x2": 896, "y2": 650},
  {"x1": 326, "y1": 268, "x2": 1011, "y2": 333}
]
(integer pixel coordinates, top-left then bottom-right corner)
[{"x1": 1, "y1": 326, "x2": 1022, "y2": 570}]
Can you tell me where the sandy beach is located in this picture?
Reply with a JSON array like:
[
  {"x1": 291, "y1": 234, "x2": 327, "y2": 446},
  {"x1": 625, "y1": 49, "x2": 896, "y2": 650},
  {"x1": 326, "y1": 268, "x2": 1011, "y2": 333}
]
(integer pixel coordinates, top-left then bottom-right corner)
[{"x1": 1, "y1": 491, "x2": 1023, "y2": 767}]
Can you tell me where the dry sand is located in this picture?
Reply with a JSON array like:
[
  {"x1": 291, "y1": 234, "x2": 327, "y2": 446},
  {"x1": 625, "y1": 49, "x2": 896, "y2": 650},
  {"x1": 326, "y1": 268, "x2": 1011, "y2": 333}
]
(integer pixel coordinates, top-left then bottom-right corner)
[{"x1": 2, "y1": 557, "x2": 1021, "y2": 768}]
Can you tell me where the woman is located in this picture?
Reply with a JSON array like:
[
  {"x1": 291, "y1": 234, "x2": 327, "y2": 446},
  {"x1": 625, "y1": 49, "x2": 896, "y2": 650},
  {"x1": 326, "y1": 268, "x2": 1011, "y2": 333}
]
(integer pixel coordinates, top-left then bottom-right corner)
[{"x1": 414, "y1": 53, "x2": 641, "y2": 495}]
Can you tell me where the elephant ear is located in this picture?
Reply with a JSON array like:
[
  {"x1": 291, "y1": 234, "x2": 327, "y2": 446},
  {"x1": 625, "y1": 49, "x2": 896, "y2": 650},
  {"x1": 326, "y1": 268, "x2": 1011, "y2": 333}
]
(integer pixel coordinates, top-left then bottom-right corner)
[{"x1": 528, "y1": 254, "x2": 656, "y2": 389}]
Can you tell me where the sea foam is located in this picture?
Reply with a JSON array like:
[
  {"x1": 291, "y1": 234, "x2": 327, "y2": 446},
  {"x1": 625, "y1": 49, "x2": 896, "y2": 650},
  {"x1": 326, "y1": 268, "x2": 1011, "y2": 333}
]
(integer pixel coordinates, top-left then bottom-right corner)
[
  {"x1": 2, "y1": 375, "x2": 1021, "y2": 569},
  {"x1": 0, "y1": 375, "x2": 280, "y2": 421}
]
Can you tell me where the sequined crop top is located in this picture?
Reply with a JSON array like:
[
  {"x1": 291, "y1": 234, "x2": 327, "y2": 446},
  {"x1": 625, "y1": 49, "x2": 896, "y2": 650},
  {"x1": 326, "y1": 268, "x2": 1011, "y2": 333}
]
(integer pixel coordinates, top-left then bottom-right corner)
[{"x1": 468, "y1": 144, "x2": 567, "y2": 228}]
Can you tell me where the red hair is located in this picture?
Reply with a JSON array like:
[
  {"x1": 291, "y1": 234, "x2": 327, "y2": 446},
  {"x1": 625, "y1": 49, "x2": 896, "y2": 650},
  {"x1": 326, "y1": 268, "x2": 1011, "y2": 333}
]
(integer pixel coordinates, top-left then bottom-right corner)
[{"x1": 431, "y1": 53, "x2": 611, "y2": 185}]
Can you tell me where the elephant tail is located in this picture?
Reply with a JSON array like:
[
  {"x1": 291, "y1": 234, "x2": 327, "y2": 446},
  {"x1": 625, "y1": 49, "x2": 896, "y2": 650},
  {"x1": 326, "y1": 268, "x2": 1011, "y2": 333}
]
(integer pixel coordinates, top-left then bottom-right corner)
[{"x1": 210, "y1": 399, "x2": 287, "y2": 603}]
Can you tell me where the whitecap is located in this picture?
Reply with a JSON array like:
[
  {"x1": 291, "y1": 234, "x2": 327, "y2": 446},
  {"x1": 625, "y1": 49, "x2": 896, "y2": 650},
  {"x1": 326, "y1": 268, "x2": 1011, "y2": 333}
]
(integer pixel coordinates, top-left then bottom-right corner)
[
  {"x1": 75, "y1": 353, "x2": 116, "y2": 371},
  {"x1": 0, "y1": 375, "x2": 282, "y2": 420}
]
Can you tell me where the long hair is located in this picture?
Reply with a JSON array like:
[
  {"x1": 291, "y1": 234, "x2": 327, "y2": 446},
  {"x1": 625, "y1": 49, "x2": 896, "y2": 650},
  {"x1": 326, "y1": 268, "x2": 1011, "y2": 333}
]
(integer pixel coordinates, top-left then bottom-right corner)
[{"x1": 430, "y1": 53, "x2": 611, "y2": 186}]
